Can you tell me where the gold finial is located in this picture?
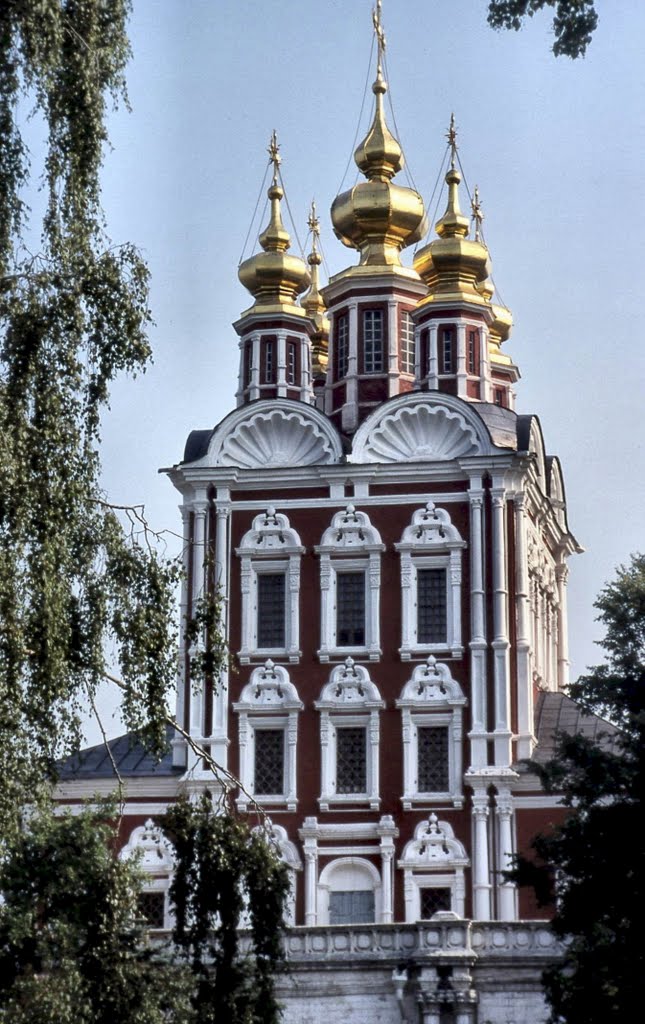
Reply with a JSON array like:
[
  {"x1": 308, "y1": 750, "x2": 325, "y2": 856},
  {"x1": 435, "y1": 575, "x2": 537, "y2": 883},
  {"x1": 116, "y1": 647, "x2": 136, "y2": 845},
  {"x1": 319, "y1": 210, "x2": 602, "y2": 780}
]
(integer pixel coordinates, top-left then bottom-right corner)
[
  {"x1": 259, "y1": 131, "x2": 290, "y2": 254},
  {"x1": 373, "y1": 0, "x2": 386, "y2": 76},
  {"x1": 304, "y1": 200, "x2": 325, "y2": 313},
  {"x1": 307, "y1": 200, "x2": 321, "y2": 250},
  {"x1": 471, "y1": 185, "x2": 484, "y2": 242},
  {"x1": 447, "y1": 113, "x2": 458, "y2": 170}
]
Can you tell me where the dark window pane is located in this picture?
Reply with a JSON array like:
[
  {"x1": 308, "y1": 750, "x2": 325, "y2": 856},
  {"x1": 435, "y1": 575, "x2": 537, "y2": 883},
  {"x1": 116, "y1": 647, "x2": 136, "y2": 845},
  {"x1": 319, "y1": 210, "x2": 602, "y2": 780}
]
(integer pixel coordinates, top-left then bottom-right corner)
[
  {"x1": 417, "y1": 568, "x2": 447, "y2": 643},
  {"x1": 419, "y1": 887, "x2": 451, "y2": 919},
  {"x1": 257, "y1": 573, "x2": 285, "y2": 647},
  {"x1": 337, "y1": 315, "x2": 349, "y2": 377},
  {"x1": 442, "y1": 330, "x2": 453, "y2": 373},
  {"x1": 336, "y1": 726, "x2": 367, "y2": 793},
  {"x1": 138, "y1": 891, "x2": 165, "y2": 929},
  {"x1": 254, "y1": 729, "x2": 284, "y2": 795},
  {"x1": 287, "y1": 342, "x2": 297, "y2": 384},
  {"x1": 364, "y1": 310, "x2": 384, "y2": 373},
  {"x1": 336, "y1": 571, "x2": 365, "y2": 646},
  {"x1": 401, "y1": 310, "x2": 415, "y2": 374},
  {"x1": 329, "y1": 890, "x2": 375, "y2": 924},
  {"x1": 417, "y1": 726, "x2": 449, "y2": 792}
]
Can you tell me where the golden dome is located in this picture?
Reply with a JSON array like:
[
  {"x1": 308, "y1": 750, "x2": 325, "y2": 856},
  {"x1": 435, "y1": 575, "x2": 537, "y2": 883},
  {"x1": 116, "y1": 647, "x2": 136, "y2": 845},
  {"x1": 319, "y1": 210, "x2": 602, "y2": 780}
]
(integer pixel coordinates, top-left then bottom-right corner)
[
  {"x1": 330, "y1": 10, "x2": 427, "y2": 268},
  {"x1": 414, "y1": 127, "x2": 490, "y2": 307},
  {"x1": 238, "y1": 133, "x2": 310, "y2": 313}
]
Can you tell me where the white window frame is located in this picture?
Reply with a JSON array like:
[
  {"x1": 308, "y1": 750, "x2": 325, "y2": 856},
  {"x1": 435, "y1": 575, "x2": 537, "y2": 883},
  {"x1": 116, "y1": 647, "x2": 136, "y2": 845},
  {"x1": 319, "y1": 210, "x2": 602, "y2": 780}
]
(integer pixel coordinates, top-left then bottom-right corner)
[
  {"x1": 316, "y1": 505, "x2": 384, "y2": 663},
  {"x1": 336, "y1": 313, "x2": 349, "y2": 377},
  {"x1": 234, "y1": 661, "x2": 303, "y2": 812},
  {"x1": 396, "y1": 658, "x2": 466, "y2": 809},
  {"x1": 363, "y1": 309, "x2": 384, "y2": 373},
  {"x1": 396, "y1": 502, "x2": 466, "y2": 660},
  {"x1": 315, "y1": 659, "x2": 384, "y2": 811},
  {"x1": 237, "y1": 508, "x2": 304, "y2": 664},
  {"x1": 120, "y1": 820, "x2": 175, "y2": 931},
  {"x1": 398, "y1": 815, "x2": 469, "y2": 922},
  {"x1": 317, "y1": 857, "x2": 382, "y2": 925},
  {"x1": 400, "y1": 309, "x2": 415, "y2": 375}
]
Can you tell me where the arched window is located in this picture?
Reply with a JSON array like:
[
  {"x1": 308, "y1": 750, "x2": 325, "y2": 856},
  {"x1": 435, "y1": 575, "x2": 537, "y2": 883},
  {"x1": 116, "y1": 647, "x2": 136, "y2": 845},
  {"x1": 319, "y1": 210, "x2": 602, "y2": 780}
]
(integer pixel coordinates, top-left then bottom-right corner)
[
  {"x1": 318, "y1": 857, "x2": 382, "y2": 925},
  {"x1": 236, "y1": 507, "x2": 304, "y2": 664},
  {"x1": 315, "y1": 658, "x2": 384, "y2": 811},
  {"x1": 396, "y1": 657, "x2": 467, "y2": 809},
  {"x1": 395, "y1": 501, "x2": 466, "y2": 660},
  {"x1": 315, "y1": 505, "x2": 384, "y2": 662},
  {"x1": 398, "y1": 815, "x2": 469, "y2": 921},
  {"x1": 120, "y1": 819, "x2": 175, "y2": 930},
  {"x1": 233, "y1": 660, "x2": 303, "y2": 812}
]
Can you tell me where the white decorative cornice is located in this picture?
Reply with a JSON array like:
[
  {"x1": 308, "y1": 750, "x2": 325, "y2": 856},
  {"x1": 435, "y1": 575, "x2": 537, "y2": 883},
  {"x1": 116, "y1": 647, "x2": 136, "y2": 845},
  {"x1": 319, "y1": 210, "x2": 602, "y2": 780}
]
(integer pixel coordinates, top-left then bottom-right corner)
[
  {"x1": 234, "y1": 661, "x2": 303, "y2": 711},
  {"x1": 398, "y1": 814, "x2": 469, "y2": 869},
  {"x1": 396, "y1": 657, "x2": 466, "y2": 707},
  {"x1": 316, "y1": 504, "x2": 384, "y2": 553},
  {"x1": 315, "y1": 658, "x2": 384, "y2": 709}
]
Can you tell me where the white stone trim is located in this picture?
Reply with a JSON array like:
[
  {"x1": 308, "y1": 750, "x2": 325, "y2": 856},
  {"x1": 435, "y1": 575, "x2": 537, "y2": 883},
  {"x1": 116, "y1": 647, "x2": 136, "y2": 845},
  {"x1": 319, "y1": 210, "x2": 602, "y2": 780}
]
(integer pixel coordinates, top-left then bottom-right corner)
[
  {"x1": 120, "y1": 819, "x2": 175, "y2": 929},
  {"x1": 398, "y1": 816, "x2": 469, "y2": 921},
  {"x1": 252, "y1": 823, "x2": 302, "y2": 925},
  {"x1": 233, "y1": 661, "x2": 303, "y2": 812},
  {"x1": 316, "y1": 506, "x2": 384, "y2": 662},
  {"x1": 315, "y1": 660, "x2": 384, "y2": 811},
  {"x1": 396, "y1": 658, "x2": 466, "y2": 809},
  {"x1": 236, "y1": 508, "x2": 304, "y2": 664},
  {"x1": 396, "y1": 502, "x2": 466, "y2": 660}
]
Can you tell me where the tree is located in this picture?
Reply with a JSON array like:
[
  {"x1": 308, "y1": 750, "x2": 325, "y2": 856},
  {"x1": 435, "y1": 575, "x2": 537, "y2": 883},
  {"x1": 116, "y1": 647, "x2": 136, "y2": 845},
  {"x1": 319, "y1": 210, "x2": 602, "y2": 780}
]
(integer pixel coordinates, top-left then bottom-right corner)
[
  {"x1": 487, "y1": 1, "x2": 599, "y2": 58},
  {"x1": 511, "y1": 555, "x2": 645, "y2": 1024}
]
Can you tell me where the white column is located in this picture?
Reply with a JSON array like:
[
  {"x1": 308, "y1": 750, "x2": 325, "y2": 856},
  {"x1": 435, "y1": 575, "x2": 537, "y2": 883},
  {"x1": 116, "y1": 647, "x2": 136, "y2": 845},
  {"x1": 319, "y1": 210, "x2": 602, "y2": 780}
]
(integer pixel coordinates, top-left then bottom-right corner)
[
  {"x1": 299, "y1": 335, "x2": 313, "y2": 403},
  {"x1": 456, "y1": 322, "x2": 468, "y2": 397},
  {"x1": 468, "y1": 477, "x2": 487, "y2": 767},
  {"x1": 556, "y1": 563, "x2": 570, "y2": 689},
  {"x1": 491, "y1": 482, "x2": 512, "y2": 766},
  {"x1": 471, "y1": 788, "x2": 491, "y2": 920},
  {"x1": 496, "y1": 789, "x2": 517, "y2": 920},
  {"x1": 514, "y1": 494, "x2": 533, "y2": 759},
  {"x1": 380, "y1": 834, "x2": 395, "y2": 924},
  {"x1": 428, "y1": 323, "x2": 438, "y2": 389},
  {"x1": 368, "y1": 554, "x2": 381, "y2": 660},
  {"x1": 342, "y1": 300, "x2": 359, "y2": 432},
  {"x1": 250, "y1": 331, "x2": 261, "y2": 401},
  {"x1": 368, "y1": 710, "x2": 380, "y2": 809},
  {"x1": 276, "y1": 329, "x2": 287, "y2": 396},
  {"x1": 187, "y1": 499, "x2": 208, "y2": 770},
  {"x1": 480, "y1": 326, "x2": 492, "y2": 401},
  {"x1": 210, "y1": 504, "x2": 230, "y2": 766},
  {"x1": 173, "y1": 504, "x2": 192, "y2": 767},
  {"x1": 302, "y1": 831, "x2": 318, "y2": 925},
  {"x1": 387, "y1": 299, "x2": 398, "y2": 397}
]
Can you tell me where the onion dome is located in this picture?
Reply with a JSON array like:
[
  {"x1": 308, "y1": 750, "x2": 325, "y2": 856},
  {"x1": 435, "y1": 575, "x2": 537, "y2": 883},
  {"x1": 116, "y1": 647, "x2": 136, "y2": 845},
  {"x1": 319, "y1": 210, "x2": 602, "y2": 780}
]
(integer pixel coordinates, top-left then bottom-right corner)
[
  {"x1": 302, "y1": 202, "x2": 329, "y2": 378},
  {"x1": 331, "y1": 8, "x2": 427, "y2": 268},
  {"x1": 238, "y1": 132, "x2": 310, "y2": 312},
  {"x1": 414, "y1": 118, "x2": 490, "y2": 304}
]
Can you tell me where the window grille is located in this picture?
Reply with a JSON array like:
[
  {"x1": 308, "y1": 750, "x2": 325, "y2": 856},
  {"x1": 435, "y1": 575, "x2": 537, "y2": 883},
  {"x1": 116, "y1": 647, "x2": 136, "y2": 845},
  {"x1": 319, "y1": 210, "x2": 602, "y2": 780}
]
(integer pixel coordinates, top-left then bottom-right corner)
[
  {"x1": 419, "y1": 887, "x2": 451, "y2": 918},
  {"x1": 363, "y1": 309, "x2": 384, "y2": 373},
  {"x1": 417, "y1": 568, "x2": 447, "y2": 644},
  {"x1": 442, "y1": 329, "x2": 453, "y2": 373},
  {"x1": 257, "y1": 573, "x2": 286, "y2": 648},
  {"x1": 417, "y1": 726, "x2": 449, "y2": 791},
  {"x1": 400, "y1": 310, "x2": 415, "y2": 374},
  {"x1": 254, "y1": 728, "x2": 284, "y2": 795},
  {"x1": 336, "y1": 726, "x2": 367, "y2": 793},
  {"x1": 245, "y1": 341, "x2": 253, "y2": 387},
  {"x1": 138, "y1": 891, "x2": 165, "y2": 929},
  {"x1": 495, "y1": 388, "x2": 504, "y2": 406},
  {"x1": 329, "y1": 890, "x2": 375, "y2": 924},
  {"x1": 287, "y1": 342, "x2": 297, "y2": 385},
  {"x1": 337, "y1": 314, "x2": 349, "y2": 377},
  {"x1": 336, "y1": 571, "x2": 365, "y2": 646},
  {"x1": 265, "y1": 340, "x2": 274, "y2": 383},
  {"x1": 468, "y1": 330, "x2": 477, "y2": 374}
]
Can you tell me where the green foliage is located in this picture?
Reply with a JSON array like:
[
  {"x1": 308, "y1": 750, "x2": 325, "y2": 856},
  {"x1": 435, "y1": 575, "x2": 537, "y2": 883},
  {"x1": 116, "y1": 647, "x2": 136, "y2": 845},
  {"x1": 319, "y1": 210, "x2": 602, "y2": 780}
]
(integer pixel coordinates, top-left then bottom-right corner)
[
  {"x1": 511, "y1": 555, "x2": 645, "y2": 1024},
  {"x1": 487, "y1": 1, "x2": 599, "y2": 57},
  {"x1": 160, "y1": 794, "x2": 291, "y2": 1024},
  {"x1": 0, "y1": 801, "x2": 190, "y2": 1024},
  {"x1": 0, "y1": 0, "x2": 184, "y2": 841}
]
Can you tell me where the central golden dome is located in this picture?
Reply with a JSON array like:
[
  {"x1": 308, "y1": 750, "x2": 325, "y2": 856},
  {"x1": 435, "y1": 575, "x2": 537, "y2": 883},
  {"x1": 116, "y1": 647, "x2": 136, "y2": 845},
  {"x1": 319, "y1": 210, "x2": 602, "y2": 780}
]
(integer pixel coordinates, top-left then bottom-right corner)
[{"x1": 331, "y1": 66, "x2": 427, "y2": 268}]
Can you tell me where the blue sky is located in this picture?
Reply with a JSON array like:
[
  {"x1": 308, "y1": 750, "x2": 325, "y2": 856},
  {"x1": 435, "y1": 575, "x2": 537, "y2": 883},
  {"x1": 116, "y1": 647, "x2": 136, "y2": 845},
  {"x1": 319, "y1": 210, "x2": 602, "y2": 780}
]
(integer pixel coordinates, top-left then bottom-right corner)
[{"x1": 75, "y1": 0, "x2": 644, "y2": 741}]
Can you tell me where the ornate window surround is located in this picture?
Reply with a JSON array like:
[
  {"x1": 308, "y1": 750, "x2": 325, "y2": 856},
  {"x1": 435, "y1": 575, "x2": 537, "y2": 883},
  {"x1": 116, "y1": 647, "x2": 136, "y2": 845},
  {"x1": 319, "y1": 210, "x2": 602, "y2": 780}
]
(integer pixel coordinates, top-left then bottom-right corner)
[
  {"x1": 395, "y1": 502, "x2": 466, "y2": 660},
  {"x1": 252, "y1": 823, "x2": 302, "y2": 925},
  {"x1": 398, "y1": 814, "x2": 469, "y2": 921},
  {"x1": 236, "y1": 507, "x2": 304, "y2": 664},
  {"x1": 233, "y1": 660, "x2": 303, "y2": 812},
  {"x1": 120, "y1": 819, "x2": 175, "y2": 930},
  {"x1": 396, "y1": 657, "x2": 467, "y2": 809},
  {"x1": 314, "y1": 658, "x2": 384, "y2": 811},
  {"x1": 315, "y1": 505, "x2": 384, "y2": 662}
]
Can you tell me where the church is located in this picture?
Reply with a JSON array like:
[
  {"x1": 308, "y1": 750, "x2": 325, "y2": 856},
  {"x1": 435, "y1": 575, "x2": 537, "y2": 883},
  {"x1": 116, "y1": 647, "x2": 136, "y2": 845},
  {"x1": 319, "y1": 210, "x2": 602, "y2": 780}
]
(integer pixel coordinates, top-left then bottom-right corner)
[{"x1": 58, "y1": 6, "x2": 612, "y2": 1022}]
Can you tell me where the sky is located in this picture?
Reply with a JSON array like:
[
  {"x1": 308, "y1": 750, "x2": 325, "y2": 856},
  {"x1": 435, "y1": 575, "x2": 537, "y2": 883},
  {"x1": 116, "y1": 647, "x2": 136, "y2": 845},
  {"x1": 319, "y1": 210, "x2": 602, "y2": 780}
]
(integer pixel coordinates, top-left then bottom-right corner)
[{"x1": 73, "y1": 0, "x2": 644, "y2": 743}]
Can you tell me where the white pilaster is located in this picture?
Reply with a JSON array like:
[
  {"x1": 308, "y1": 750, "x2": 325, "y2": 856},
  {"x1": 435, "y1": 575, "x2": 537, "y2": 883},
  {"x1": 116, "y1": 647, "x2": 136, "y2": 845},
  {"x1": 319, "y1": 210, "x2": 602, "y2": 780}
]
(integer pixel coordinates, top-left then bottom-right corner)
[
  {"x1": 250, "y1": 332, "x2": 261, "y2": 401},
  {"x1": 514, "y1": 494, "x2": 533, "y2": 759},
  {"x1": 172, "y1": 503, "x2": 192, "y2": 767},
  {"x1": 468, "y1": 477, "x2": 487, "y2": 767},
  {"x1": 456, "y1": 322, "x2": 468, "y2": 398},
  {"x1": 471, "y1": 788, "x2": 492, "y2": 920},
  {"x1": 496, "y1": 788, "x2": 517, "y2": 920},
  {"x1": 556, "y1": 563, "x2": 570, "y2": 689},
  {"x1": 379, "y1": 820, "x2": 396, "y2": 924},
  {"x1": 210, "y1": 503, "x2": 230, "y2": 766},
  {"x1": 276, "y1": 329, "x2": 287, "y2": 396},
  {"x1": 428, "y1": 323, "x2": 438, "y2": 389},
  {"x1": 387, "y1": 299, "x2": 398, "y2": 397},
  {"x1": 342, "y1": 300, "x2": 359, "y2": 432},
  {"x1": 491, "y1": 482, "x2": 512, "y2": 766}
]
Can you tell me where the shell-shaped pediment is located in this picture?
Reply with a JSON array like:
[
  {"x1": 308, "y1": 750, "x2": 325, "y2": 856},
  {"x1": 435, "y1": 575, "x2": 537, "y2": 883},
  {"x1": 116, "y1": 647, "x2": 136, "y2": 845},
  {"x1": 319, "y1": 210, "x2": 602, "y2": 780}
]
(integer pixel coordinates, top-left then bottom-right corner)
[
  {"x1": 351, "y1": 394, "x2": 491, "y2": 464},
  {"x1": 204, "y1": 400, "x2": 343, "y2": 469}
]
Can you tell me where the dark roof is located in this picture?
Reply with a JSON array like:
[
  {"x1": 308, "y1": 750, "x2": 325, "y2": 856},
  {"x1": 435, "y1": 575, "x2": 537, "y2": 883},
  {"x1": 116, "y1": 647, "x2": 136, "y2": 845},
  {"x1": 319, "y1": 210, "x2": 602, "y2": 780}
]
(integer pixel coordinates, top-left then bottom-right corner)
[
  {"x1": 533, "y1": 691, "x2": 621, "y2": 765},
  {"x1": 58, "y1": 724, "x2": 182, "y2": 780}
]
